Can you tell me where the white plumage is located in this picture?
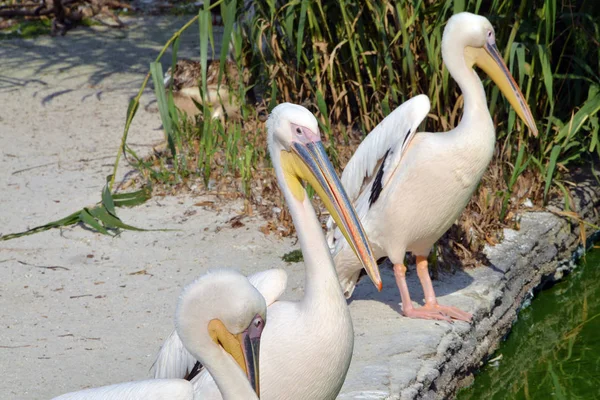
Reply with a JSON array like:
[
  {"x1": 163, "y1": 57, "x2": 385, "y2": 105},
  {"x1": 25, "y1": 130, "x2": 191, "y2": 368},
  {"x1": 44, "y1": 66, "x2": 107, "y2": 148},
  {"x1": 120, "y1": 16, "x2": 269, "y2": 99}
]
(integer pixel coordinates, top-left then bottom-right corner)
[
  {"x1": 152, "y1": 103, "x2": 381, "y2": 399},
  {"x1": 152, "y1": 269, "x2": 287, "y2": 380},
  {"x1": 52, "y1": 380, "x2": 193, "y2": 400},
  {"x1": 53, "y1": 269, "x2": 266, "y2": 400},
  {"x1": 328, "y1": 12, "x2": 537, "y2": 321},
  {"x1": 331, "y1": 94, "x2": 431, "y2": 205}
]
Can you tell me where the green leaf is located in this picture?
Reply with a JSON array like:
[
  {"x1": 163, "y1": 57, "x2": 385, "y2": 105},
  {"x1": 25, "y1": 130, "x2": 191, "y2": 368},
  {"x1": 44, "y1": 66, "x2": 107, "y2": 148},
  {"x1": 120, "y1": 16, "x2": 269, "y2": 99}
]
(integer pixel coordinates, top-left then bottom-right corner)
[
  {"x1": 316, "y1": 90, "x2": 327, "y2": 118},
  {"x1": 556, "y1": 92, "x2": 600, "y2": 145},
  {"x1": 0, "y1": 211, "x2": 80, "y2": 241},
  {"x1": 315, "y1": 90, "x2": 331, "y2": 135},
  {"x1": 112, "y1": 187, "x2": 152, "y2": 208},
  {"x1": 453, "y1": 0, "x2": 465, "y2": 14},
  {"x1": 296, "y1": 0, "x2": 308, "y2": 69},
  {"x1": 102, "y1": 185, "x2": 116, "y2": 217},
  {"x1": 218, "y1": 0, "x2": 236, "y2": 86},
  {"x1": 199, "y1": 7, "x2": 211, "y2": 97},
  {"x1": 167, "y1": 36, "x2": 181, "y2": 130},
  {"x1": 269, "y1": 80, "x2": 279, "y2": 112},
  {"x1": 544, "y1": 0, "x2": 556, "y2": 43},
  {"x1": 1, "y1": 185, "x2": 155, "y2": 240},
  {"x1": 509, "y1": 144, "x2": 527, "y2": 189},
  {"x1": 382, "y1": 93, "x2": 391, "y2": 117},
  {"x1": 170, "y1": 36, "x2": 180, "y2": 86},
  {"x1": 544, "y1": 145, "x2": 561, "y2": 202},
  {"x1": 306, "y1": 183, "x2": 315, "y2": 199},
  {"x1": 80, "y1": 208, "x2": 111, "y2": 235},
  {"x1": 282, "y1": 3, "x2": 295, "y2": 41},
  {"x1": 554, "y1": 180, "x2": 571, "y2": 212},
  {"x1": 126, "y1": 99, "x2": 139, "y2": 124},
  {"x1": 537, "y1": 44, "x2": 553, "y2": 107},
  {"x1": 87, "y1": 206, "x2": 146, "y2": 232},
  {"x1": 150, "y1": 61, "x2": 176, "y2": 159}
]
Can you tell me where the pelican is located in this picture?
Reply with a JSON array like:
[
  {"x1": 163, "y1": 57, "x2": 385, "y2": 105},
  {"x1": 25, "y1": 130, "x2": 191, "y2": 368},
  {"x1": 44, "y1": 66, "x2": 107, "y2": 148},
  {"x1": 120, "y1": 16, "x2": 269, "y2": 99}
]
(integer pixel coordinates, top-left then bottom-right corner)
[
  {"x1": 52, "y1": 269, "x2": 265, "y2": 400},
  {"x1": 327, "y1": 12, "x2": 538, "y2": 321},
  {"x1": 164, "y1": 59, "x2": 241, "y2": 120},
  {"x1": 152, "y1": 103, "x2": 382, "y2": 399}
]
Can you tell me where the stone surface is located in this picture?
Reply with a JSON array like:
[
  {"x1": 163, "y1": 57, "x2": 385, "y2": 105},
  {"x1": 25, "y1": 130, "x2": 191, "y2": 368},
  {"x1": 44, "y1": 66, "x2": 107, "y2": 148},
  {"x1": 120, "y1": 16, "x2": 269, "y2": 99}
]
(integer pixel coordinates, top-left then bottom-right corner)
[
  {"x1": 1, "y1": 17, "x2": 599, "y2": 400},
  {"x1": 393, "y1": 202, "x2": 599, "y2": 399}
]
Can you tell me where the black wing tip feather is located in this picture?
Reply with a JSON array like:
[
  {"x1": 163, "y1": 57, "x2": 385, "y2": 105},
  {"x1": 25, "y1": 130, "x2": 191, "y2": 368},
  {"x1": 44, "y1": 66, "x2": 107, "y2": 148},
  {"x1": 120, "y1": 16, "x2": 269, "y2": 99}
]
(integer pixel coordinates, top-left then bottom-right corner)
[
  {"x1": 185, "y1": 361, "x2": 204, "y2": 381},
  {"x1": 401, "y1": 128, "x2": 412, "y2": 147},
  {"x1": 368, "y1": 148, "x2": 391, "y2": 208}
]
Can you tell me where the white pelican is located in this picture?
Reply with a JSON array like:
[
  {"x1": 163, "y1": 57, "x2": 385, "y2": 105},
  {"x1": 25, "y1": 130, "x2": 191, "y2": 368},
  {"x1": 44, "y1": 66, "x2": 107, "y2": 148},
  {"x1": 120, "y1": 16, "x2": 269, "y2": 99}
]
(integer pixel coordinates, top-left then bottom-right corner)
[
  {"x1": 152, "y1": 103, "x2": 382, "y2": 399},
  {"x1": 327, "y1": 12, "x2": 538, "y2": 322},
  {"x1": 152, "y1": 268, "x2": 287, "y2": 381},
  {"x1": 164, "y1": 59, "x2": 241, "y2": 120},
  {"x1": 52, "y1": 269, "x2": 266, "y2": 400}
]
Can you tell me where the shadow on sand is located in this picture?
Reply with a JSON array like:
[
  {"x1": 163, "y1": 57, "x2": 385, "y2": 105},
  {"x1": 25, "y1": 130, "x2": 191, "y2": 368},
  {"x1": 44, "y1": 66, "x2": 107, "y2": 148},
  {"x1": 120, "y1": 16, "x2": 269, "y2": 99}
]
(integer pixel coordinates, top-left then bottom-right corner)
[
  {"x1": 348, "y1": 221, "x2": 483, "y2": 314},
  {"x1": 349, "y1": 258, "x2": 475, "y2": 315},
  {"x1": 0, "y1": 16, "x2": 222, "y2": 96}
]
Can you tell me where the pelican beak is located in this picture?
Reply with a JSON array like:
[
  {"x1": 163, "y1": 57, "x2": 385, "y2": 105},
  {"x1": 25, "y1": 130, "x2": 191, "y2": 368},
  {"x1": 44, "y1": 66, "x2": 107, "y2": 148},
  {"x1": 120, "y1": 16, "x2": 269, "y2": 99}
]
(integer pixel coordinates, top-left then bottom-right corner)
[
  {"x1": 280, "y1": 128, "x2": 382, "y2": 291},
  {"x1": 236, "y1": 314, "x2": 264, "y2": 397},
  {"x1": 466, "y1": 43, "x2": 538, "y2": 137},
  {"x1": 208, "y1": 315, "x2": 264, "y2": 396}
]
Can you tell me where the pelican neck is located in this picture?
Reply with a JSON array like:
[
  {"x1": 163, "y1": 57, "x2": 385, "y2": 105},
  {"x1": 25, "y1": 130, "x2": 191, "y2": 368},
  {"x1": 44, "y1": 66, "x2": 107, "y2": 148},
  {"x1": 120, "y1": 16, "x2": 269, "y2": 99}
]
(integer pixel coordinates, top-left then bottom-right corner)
[{"x1": 272, "y1": 154, "x2": 347, "y2": 305}]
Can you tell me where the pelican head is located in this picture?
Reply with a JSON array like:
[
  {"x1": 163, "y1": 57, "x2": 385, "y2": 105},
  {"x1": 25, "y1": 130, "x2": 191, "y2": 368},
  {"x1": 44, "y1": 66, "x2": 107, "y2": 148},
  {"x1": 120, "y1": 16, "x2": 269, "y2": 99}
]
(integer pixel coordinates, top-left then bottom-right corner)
[
  {"x1": 175, "y1": 269, "x2": 266, "y2": 396},
  {"x1": 443, "y1": 12, "x2": 538, "y2": 136},
  {"x1": 267, "y1": 103, "x2": 382, "y2": 291}
]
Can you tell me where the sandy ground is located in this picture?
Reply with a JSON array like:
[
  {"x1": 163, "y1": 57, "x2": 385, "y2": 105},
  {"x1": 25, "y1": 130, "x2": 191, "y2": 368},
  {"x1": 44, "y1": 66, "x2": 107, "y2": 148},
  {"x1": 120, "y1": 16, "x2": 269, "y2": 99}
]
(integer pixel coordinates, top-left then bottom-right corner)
[{"x1": 1, "y1": 18, "x2": 480, "y2": 399}]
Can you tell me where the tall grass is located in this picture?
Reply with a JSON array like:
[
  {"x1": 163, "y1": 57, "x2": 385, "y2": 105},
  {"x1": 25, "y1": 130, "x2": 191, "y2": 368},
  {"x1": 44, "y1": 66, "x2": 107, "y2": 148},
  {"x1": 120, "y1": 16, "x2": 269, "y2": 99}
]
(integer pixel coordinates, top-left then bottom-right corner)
[
  {"x1": 131, "y1": 0, "x2": 598, "y2": 224},
  {"x1": 127, "y1": 0, "x2": 268, "y2": 197},
  {"x1": 248, "y1": 0, "x2": 598, "y2": 195}
]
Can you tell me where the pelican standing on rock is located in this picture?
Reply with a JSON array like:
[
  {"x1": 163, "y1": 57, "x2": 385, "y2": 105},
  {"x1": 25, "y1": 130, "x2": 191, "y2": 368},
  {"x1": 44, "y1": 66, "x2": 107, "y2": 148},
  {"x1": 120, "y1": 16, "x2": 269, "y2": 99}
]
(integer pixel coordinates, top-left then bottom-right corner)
[
  {"x1": 152, "y1": 103, "x2": 382, "y2": 399},
  {"x1": 327, "y1": 12, "x2": 538, "y2": 321},
  {"x1": 52, "y1": 269, "x2": 265, "y2": 400}
]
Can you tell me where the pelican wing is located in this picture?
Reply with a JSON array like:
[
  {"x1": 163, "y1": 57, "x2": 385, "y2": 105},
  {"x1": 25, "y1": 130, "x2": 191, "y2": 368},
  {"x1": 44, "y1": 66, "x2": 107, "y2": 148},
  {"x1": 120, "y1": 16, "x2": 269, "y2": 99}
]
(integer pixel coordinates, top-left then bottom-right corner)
[
  {"x1": 52, "y1": 379, "x2": 192, "y2": 400},
  {"x1": 151, "y1": 269, "x2": 287, "y2": 380},
  {"x1": 339, "y1": 95, "x2": 430, "y2": 203},
  {"x1": 327, "y1": 95, "x2": 430, "y2": 249},
  {"x1": 246, "y1": 268, "x2": 287, "y2": 306},
  {"x1": 151, "y1": 330, "x2": 199, "y2": 379}
]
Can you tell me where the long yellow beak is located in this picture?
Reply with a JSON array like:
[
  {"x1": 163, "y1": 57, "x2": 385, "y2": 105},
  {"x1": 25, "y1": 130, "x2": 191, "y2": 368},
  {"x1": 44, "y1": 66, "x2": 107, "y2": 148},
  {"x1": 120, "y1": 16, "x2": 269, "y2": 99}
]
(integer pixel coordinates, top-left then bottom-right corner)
[
  {"x1": 236, "y1": 314, "x2": 263, "y2": 396},
  {"x1": 466, "y1": 42, "x2": 538, "y2": 137},
  {"x1": 283, "y1": 140, "x2": 382, "y2": 291},
  {"x1": 208, "y1": 315, "x2": 264, "y2": 396}
]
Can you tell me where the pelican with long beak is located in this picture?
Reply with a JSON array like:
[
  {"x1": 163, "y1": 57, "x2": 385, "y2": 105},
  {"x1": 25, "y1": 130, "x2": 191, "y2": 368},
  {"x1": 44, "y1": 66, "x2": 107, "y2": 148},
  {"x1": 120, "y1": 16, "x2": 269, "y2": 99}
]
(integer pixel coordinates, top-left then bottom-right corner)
[
  {"x1": 52, "y1": 269, "x2": 265, "y2": 400},
  {"x1": 152, "y1": 103, "x2": 382, "y2": 399},
  {"x1": 327, "y1": 12, "x2": 538, "y2": 321}
]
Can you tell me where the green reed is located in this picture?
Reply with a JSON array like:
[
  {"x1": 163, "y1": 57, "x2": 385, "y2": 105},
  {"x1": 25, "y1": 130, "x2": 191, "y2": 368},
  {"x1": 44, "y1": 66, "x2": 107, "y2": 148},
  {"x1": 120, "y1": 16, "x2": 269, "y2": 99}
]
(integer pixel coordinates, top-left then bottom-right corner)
[
  {"x1": 244, "y1": 0, "x2": 599, "y2": 206},
  {"x1": 128, "y1": 0, "x2": 598, "y2": 218}
]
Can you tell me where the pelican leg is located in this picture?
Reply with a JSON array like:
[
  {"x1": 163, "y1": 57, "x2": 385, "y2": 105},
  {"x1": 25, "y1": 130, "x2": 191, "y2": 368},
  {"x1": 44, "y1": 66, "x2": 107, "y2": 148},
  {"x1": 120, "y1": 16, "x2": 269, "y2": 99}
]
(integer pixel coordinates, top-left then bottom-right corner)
[
  {"x1": 393, "y1": 262, "x2": 451, "y2": 322},
  {"x1": 393, "y1": 257, "x2": 471, "y2": 322},
  {"x1": 414, "y1": 256, "x2": 472, "y2": 322}
]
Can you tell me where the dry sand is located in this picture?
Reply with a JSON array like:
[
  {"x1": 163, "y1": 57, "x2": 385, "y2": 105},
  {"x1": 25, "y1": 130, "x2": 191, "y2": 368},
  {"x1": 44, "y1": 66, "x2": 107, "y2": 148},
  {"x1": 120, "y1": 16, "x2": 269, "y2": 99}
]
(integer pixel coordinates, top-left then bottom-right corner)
[{"x1": 1, "y1": 17, "x2": 483, "y2": 399}]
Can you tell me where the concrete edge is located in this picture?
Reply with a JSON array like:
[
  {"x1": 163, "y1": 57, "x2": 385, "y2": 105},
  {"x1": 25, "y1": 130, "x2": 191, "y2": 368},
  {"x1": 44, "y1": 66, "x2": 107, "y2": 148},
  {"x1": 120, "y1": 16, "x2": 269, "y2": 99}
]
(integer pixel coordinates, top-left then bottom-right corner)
[{"x1": 404, "y1": 175, "x2": 600, "y2": 399}]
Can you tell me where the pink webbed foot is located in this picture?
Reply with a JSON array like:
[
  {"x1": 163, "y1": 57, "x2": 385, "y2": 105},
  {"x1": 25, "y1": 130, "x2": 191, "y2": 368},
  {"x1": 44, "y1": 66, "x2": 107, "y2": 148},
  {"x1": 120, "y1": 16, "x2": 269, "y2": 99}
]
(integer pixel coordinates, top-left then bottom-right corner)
[
  {"x1": 394, "y1": 256, "x2": 472, "y2": 323},
  {"x1": 402, "y1": 303, "x2": 472, "y2": 322}
]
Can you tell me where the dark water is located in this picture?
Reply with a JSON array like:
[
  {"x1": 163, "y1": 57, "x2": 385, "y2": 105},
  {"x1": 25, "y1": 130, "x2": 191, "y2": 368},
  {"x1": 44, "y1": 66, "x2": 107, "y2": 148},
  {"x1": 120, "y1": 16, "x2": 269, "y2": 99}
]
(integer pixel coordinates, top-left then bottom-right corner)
[{"x1": 457, "y1": 246, "x2": 600, "y2": 400}]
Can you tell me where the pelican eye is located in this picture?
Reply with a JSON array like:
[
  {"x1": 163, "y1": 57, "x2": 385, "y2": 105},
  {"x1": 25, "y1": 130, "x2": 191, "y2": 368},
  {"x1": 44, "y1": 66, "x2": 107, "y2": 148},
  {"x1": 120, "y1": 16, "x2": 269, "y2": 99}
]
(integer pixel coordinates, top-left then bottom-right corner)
[
  {"x1": 296, "y1": 127, "x2": 302, "y2": 134},
  {"x1": 486, "y1": 30, "x2": 495, "y2": 45},
  {"x1": 248, "y1": 315, "x2": 265, "y2": 337}
]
